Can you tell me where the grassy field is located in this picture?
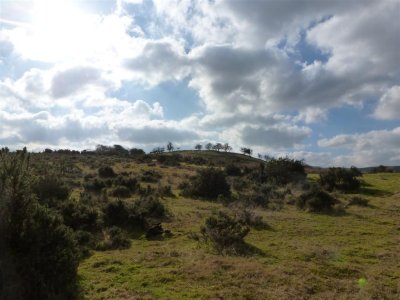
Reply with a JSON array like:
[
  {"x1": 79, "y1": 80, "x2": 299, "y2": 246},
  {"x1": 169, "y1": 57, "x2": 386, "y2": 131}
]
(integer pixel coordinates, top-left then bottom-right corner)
[{"x1": 74, "y1": 154, "x2": 400, "y2": 300}]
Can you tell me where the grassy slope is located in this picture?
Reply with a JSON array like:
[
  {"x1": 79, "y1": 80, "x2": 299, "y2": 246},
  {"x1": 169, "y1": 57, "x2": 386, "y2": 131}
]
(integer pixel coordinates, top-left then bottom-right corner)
[{"x1": 75, "y1": 154, "x2": 400, "y2": 300}]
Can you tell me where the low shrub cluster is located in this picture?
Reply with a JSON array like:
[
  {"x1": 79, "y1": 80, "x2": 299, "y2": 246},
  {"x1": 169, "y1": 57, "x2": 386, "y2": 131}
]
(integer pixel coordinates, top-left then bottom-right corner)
[
  {"x1": 98, "y1": 165, "x2": 117, "y2": 178},
  {"x1": 201, "y1": 211, "x2": 249, "y2": 255},
  {"x1": 319, "y1": 167, "x2": 362, "y2": 192},
  {"x1": 296, "y1": 187, "x2": 337, "y2": 213},
  {"x1": 182, "y1": 168, "x2": 231, "y2": 199}
]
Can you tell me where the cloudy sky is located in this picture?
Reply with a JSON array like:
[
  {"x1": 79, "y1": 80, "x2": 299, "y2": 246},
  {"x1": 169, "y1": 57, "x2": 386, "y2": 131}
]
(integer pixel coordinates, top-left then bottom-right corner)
[{"x1": 0, "y1": 0, "x2": 399, "y2": 166}]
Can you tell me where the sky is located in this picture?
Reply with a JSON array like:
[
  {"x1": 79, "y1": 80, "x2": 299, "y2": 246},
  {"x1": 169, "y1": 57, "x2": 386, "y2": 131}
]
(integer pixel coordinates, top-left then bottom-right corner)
[{"x1": 0, "y1": 0, "x2": 399, "y2": 167}]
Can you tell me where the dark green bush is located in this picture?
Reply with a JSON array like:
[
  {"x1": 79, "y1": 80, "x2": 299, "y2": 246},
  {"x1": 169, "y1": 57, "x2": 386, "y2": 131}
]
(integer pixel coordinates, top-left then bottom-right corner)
[
  {"x1": 133, "y1": 196, "x2": 166, "y2": 220},
  {"x1": 141, "y1": 170, "x2": 162, "y2": 182},
  {"x1": 83, "y1": 178, "x2": 106, "y2": 192},
  {"x1": 264, "y1": 158, "x2": 306, "y2": 185},
  {"x1": 0, "y1": 148, "x2": 79, "y2": 300},
  {"x1": 234, "y1": 209, "x2": 267, "y2": 229},
  {"x1": 97, "y1": 226, "x2": 131, "y2": 250},
  {"x1": 158, "y1": 185, "x2": 174, "y2": 197},
  {"x1": 296, "y1": 187, "x2": 336, "y2": 212},
  {"x1": 231, "y1": 177, "x2": 247, "y2": 191},
  {"x1": 103, "y1": 199, "x2": 130, "y2": 227},
  {"x1": 201, "y1": 211, "x2": 249, "y2": 254},
  {"x1": 319, "y1": 167, "x2": 362, "y2": 192},
  {"x1": 60, "y1": 200, "x2": 100, "y2": 232},
  {"x1": 98, "y1": 166, "x2": 116, "y2": 178},
  {"x1": 110, "y1": 185, "x2": 131, "y2": 198},
  {"x1": 184, "y1": 168, "x2": 231, "y2": 199},
  {"x1": 225, "y1": 164, "x2": 241, "y2": 176},
  {"x1": 114, "y1": 175, "x2": 138, "y2": 192},
  {"x1": 103, "y1": 196, "x2": 166, "y2": 230},
  {"x1": 32, "y1": 176, "x2": 70, "y2": 205}
]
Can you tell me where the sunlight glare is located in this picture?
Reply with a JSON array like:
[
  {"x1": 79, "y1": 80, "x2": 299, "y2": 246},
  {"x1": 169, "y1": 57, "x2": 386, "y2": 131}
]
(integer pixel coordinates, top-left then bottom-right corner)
[{"x1": 30, "y1": 0, "x2": 99, "y2": 62}]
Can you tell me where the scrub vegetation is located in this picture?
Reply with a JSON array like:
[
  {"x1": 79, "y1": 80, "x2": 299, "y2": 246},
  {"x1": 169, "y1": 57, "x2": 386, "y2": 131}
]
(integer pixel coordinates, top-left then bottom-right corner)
[{"x1": 1, "y1": 146, "x2": 399, "y2": 299}]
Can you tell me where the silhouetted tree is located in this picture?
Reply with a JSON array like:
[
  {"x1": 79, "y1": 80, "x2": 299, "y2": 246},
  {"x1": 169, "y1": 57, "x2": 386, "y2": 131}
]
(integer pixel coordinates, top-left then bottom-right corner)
[
  {"x1": 205, "y1": 143, "x2": 213, "y2": 150},
  {"x1": 223, "y1": 143, "x2": 232, "y2": 152},
  {"x1": 195, "y1": 144, "x2": 203, "y2": 151},
  {"x1": 166, "y1": 142, "x2": 174, "y2": 152},
  {"x1": 213, "y1": 143, "x2": 223, "y2": 152},
  {"x1": 129, "y1": 148, "x2": 145, "y2": 155},
  {"x1": 151, "y1": 147, "x2": 165, "y2": 154},
  {"x1": 241, "y1": 147, "x2": 253, "y2": 156}
]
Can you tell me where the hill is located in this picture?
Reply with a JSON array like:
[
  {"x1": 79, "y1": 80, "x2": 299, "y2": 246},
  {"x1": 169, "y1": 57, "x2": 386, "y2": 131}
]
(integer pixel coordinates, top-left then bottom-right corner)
[{"x1": 1, "y1": 150, "x2": 399, "y2": 299}]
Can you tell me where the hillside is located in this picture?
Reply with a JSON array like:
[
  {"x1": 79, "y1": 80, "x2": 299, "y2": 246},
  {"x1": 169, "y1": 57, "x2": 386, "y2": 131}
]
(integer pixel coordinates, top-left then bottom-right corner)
[{"x1": 1, "y1": 150, "x2": 399, "y2": 299}]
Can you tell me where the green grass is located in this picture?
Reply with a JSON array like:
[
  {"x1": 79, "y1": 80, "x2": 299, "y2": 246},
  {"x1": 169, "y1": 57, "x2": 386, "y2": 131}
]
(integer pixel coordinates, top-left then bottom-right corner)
[{"x1": 77, "y1": 160, "x2": 400, "y2": 299}]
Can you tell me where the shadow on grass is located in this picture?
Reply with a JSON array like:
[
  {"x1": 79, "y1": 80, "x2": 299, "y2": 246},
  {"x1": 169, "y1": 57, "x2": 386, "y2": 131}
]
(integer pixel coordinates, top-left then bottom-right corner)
[
  {"x1": 358, "y1": 183, "x2": 392, "y2": 197},
  {"x1": 252, "y1": 223, "x2": 275, "y2": 231},
  {"x1": 217, "y1": 242, "x2": 268, "y2": 257},
  {"x1": 241, "y1": 242, "x2": 268, "y2": 257}
]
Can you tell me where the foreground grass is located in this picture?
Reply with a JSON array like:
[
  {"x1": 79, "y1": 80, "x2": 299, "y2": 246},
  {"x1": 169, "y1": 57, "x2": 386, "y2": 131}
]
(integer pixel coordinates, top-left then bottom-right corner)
[{"x1": 78, "y1": 169, "x2": 400, "y2": 299}]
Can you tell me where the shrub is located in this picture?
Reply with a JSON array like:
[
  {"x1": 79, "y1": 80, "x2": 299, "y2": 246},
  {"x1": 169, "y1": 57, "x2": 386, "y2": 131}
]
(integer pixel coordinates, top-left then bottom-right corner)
[
  {"x1": 264, "y1": 158, "x2": 306, "y2": 185},
  {"x1": 296, "y1": 187, "x2": 336, "y2": 212},
  {"x1": 98, "y1": 166, "x2": 116, "y2": 178},
  {"x1": 60, "y1": 200, "x2": 100, "y2": 232},
  {"x1": 110, "y1": 185, "x2": 131, "y2": 198},
  {"x1": 156, "y1": 154, "x2": 182, "y2": 166},
  {"x1": 18, "y1": 206, "x2": 80, "y2": 299},
  {"x1": 145, "y1": 223, "x2": 164, "y2": 239},
  {"x1": 32, "y1": 176, "x2": 70, "y2": 205},
  {"x1": 0, "y1": 148, "x2": 80, "y2": 299},
  {"x1": 133, "y1": 196, "x2": 166, "y2": 220},
  {"x1": 158, "y1": 185, "x2": 174, "y2": 198},
  {"x1": 319, "y1": 167, "x2": 362, "y2": 192},
  {"x1": 114, "y1": 175, "x2": 138, "y2": 192},
  {"x1": 97, "y1": 226, "x2": 131, "y2": 250},
  {"x1": 141, "y1": 170, "x2": 162, "y2": 183},
  {"x1": 185, "y1": 168, "x2": 231, "y2": 199},
  {"x1": 200, "y1": 211, "x2": 249, "y2": 254},
  {"x1": 103, "y1": 199, "x2": 130, "y2": 226},
  {"x1": 83, "y1": 178, "x2": 107, "y2": 192},
  {"x1": 225, "y1": 164, "x2": 241, "y2": 176},
  {"x1": 234, "y1": 209, "x2": 267, "y2": 229}
]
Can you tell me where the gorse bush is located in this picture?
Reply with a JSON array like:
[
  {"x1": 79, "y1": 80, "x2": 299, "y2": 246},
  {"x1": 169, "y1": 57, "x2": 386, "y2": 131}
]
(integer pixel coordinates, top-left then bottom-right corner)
[
  {"x1": 319, "y1": 167, "x2": 362, "y2": 192},
  {"x1": 201, "y1": 211, "x2": 249, "y2": 255},
  {"x1": 103, "y1": 196, "x2": 166, "y2": 230},
  {"x1": 98, "y1": 166, "x2": 116, "y2": 178},
  {"x1": 225, "y1": 164, "x2": 242, "y2": 176},
  {"x1": 60, "y1": 200, "x2": 100, "y2": 232},
  {"x1": 83, "y1": 178, "x2": 107, "y2": 192},
  {"x1": 141, "y1": 170, "x2": 162, "y2": 183},
  {"x1": 234, "y1": 208, "x2": 267, "y2": 229},
  {"x1": 97, "y1": 226, "x2": 131, "y2": 250},
  {"x1": 184, "y1": 168, "x2": 231, "y2": 199},
  {"x1": 0, "y1": 148, "x2": 79, "y2": 300},
  {"x1": 296, "y1": 187, "x2": 336, "y2": 212},
  {"x1": 110, "y1": 185, "x2": 131, "y2": 198},
  {"x1": 32, "y1": 176, "x2": 70, "y2": 206}
]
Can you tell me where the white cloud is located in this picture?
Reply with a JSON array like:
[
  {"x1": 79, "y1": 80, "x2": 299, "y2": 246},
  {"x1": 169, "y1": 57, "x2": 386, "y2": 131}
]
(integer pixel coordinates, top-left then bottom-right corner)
[
  {"x1": 318, "y1": 127, "x2": 400, "y2": 166},
  {"x1": 0, "y1": 0, "x2": 399, "y2": 161},
  {"x1": 123, "y1": 39, "x2": 190, "y2": 86},
  {"x1": 374, "y1": 86, "x2": 400, "y2": 120}
]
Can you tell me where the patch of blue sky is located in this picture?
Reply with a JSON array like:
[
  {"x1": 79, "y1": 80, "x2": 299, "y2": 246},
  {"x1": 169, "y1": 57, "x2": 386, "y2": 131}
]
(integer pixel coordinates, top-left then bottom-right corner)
[
  {"x1": 0, "y1": 56, "x2": 52, "y2": 80},
  {"x1": 109, "y1": 77, "x2": 202, "y2": 120}
]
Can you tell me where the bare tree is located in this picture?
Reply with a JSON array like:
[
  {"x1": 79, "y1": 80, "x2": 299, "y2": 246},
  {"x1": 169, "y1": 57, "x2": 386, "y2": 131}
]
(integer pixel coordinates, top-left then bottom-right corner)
[
  {"x1": 195, "y1": 144, "x2": 203, "y2": 150},
  {"x1": 205, "y1": 143, "x2": 213, "y2": 150}
]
